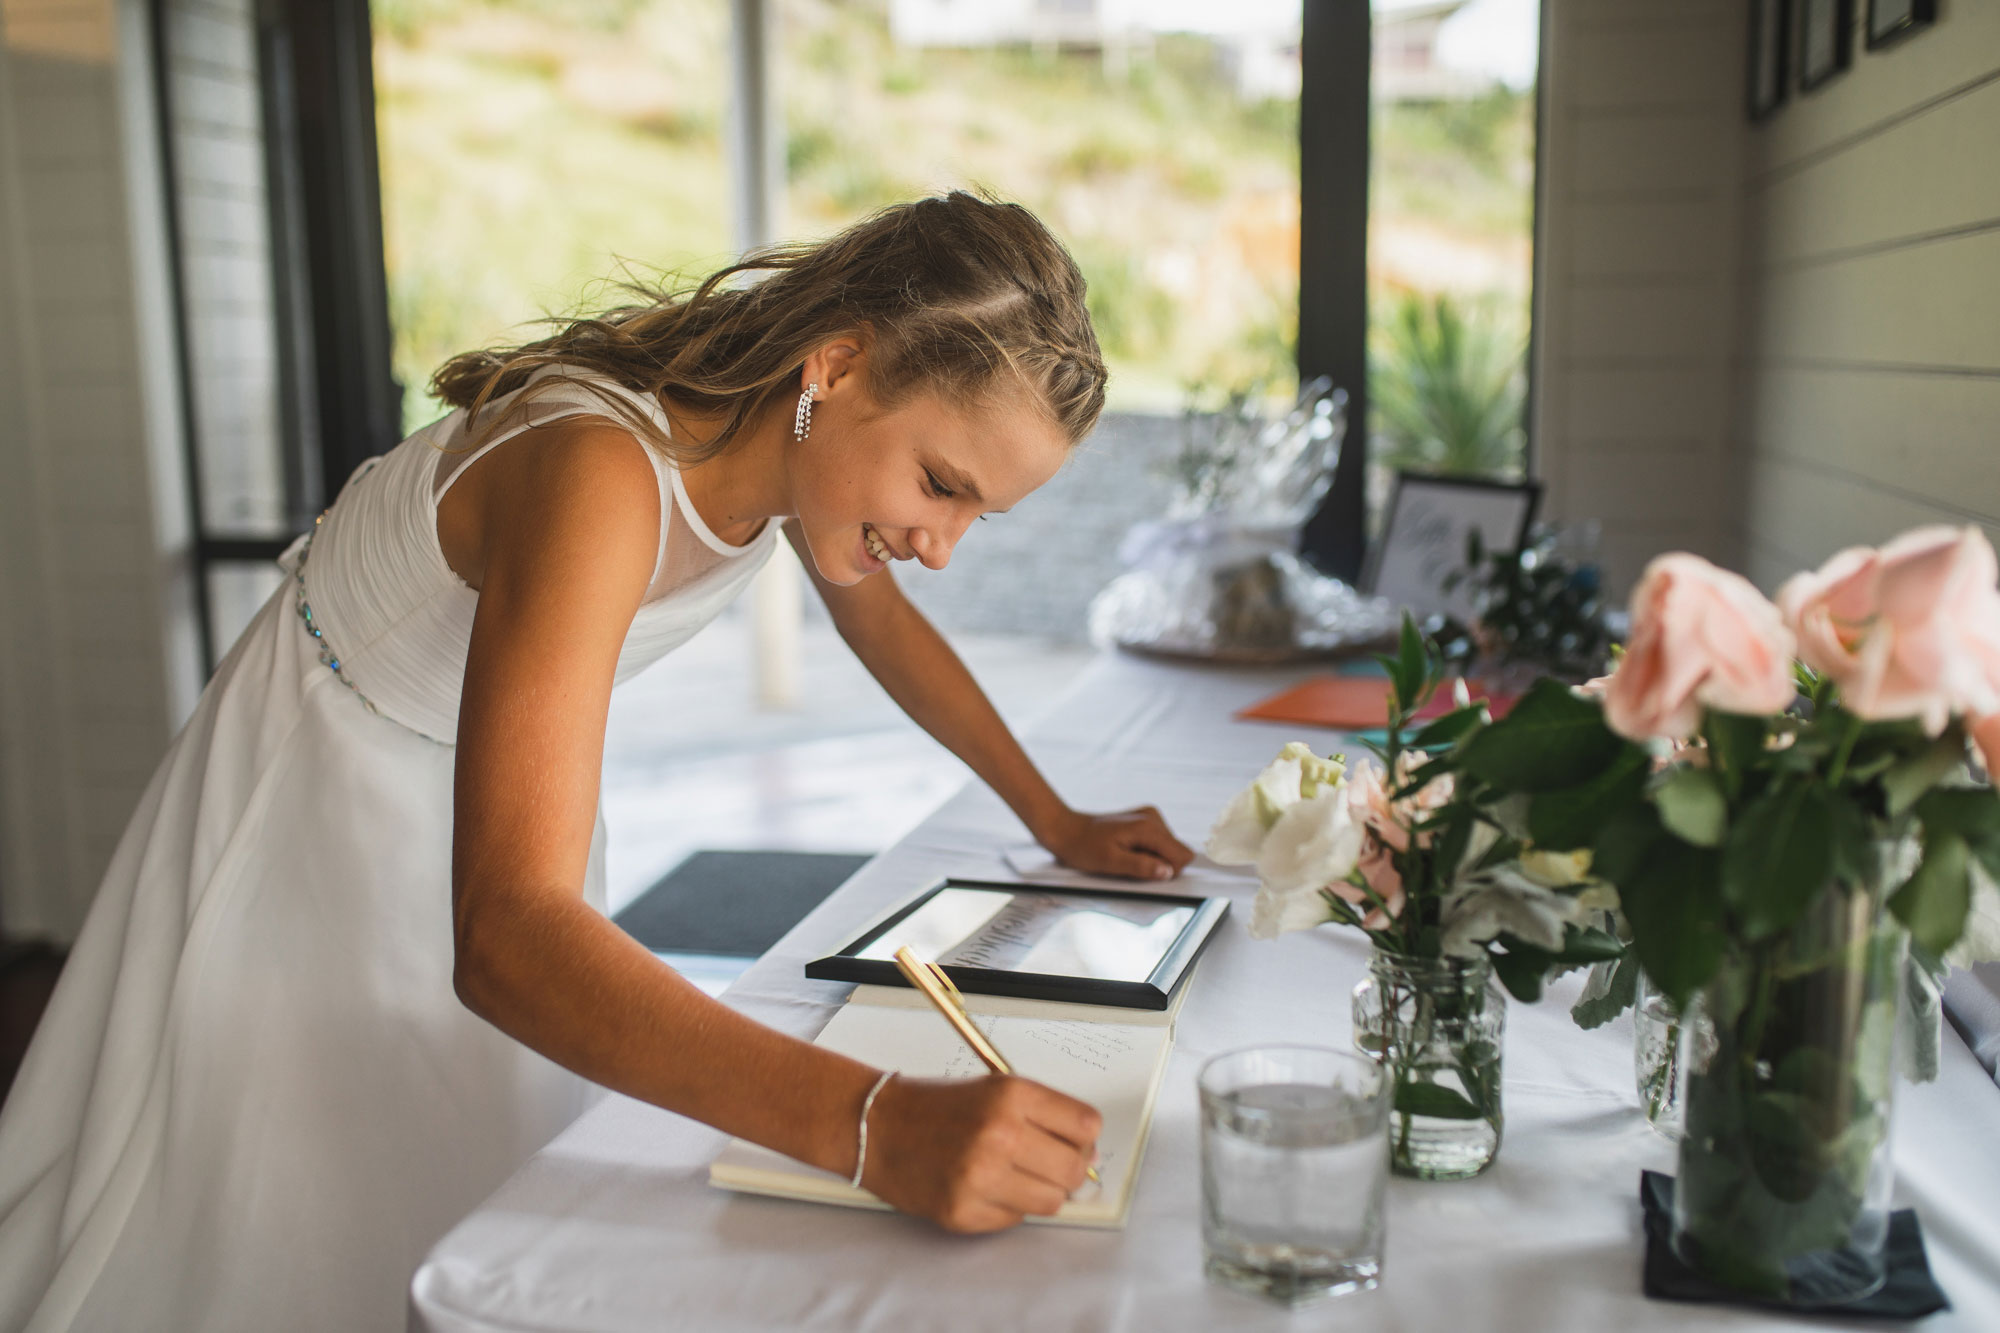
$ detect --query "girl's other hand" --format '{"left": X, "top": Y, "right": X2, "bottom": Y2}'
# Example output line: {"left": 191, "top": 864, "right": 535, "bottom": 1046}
{"left": 1043, "top": 806, "right": 1195, "bottom": 881}
{"left": 862, "top": 1074, "right": 1101, "bottom": 1233}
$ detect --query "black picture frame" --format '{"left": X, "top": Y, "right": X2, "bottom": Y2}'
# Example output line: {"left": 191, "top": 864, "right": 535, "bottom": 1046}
{"left": 1361, "top": 472, "right": 1541, "bottom": 623}
{"left": 805, "top": 879, "right": 1231, "bottom": 1011}
{"left": 1799, "top": 0, "right": 1855, "bottom": 91}
{"left": 1866, "top": 0, "right": 1936, "bottom": 48}
{"left": 1748, "top": 0, "right": 1792, "bottom": 121}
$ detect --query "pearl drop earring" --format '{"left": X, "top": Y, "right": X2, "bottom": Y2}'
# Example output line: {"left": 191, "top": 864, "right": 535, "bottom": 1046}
{"left": 794, "top": 383, "right": 818, "bottom": 440}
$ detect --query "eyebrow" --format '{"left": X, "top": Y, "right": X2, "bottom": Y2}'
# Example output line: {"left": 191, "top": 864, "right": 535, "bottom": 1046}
{"left": 926, "top": 457, "right": 987, "bottom": 507}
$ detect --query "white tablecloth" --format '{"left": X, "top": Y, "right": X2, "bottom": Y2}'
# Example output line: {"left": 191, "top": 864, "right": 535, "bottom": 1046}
{"left": 411, "top": 654, "right": 2000, "bottom": 1332}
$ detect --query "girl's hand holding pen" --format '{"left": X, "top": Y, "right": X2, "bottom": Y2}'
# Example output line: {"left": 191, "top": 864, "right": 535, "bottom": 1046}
{"left": 858, "top": 1074, "right": 1102, "bottom": 1234}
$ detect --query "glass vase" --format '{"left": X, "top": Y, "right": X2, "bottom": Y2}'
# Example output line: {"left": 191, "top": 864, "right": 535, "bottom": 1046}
{"left": 1351, "top": 949, "right": 1504, "bottom": 1180}
{"left": 1633, "top": 976, "right": 1710, "bottom": 1141}
{"left": 1671, "top": 876, "right": 1905, "bottom": 1304}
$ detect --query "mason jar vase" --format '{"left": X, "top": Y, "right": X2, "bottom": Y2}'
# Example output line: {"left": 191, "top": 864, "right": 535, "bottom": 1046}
{"left": 1351, "top": 949, "right": 1505, "bottom": 1180}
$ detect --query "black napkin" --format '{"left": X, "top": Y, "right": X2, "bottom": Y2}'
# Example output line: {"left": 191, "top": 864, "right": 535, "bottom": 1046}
{"left": 1640, "top": 1171, "right": 1950, "bottom": 1318}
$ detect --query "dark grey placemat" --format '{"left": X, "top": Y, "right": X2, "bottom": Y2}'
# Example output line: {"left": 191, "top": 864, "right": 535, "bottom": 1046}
{"left": 614, "top": 850, "right": 872, "bottom": 958}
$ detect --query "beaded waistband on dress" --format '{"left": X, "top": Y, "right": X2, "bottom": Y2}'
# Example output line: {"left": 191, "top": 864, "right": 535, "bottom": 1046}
{"left": 290, "top": 510, "right": 453, "bottom": 748}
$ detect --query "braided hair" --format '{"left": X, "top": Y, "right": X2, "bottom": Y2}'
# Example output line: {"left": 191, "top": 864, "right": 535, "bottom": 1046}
{"left": 431, "top": 191, "right": 1109, "bottom": 462}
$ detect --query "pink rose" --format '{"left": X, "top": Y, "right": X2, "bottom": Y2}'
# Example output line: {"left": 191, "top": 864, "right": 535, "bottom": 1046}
{"left": 1603, "top": 554, "right": 1797, "bottom": 741}
{"left": 1334, "top": 755, "right": 1452, "bottom": 928}
{"left": 1346, "top": 754, "right": 1452, "bottom": 852}
{"left": 1338, "top": 838, "right": 1405, "bottom": 929}
{"left": 1779, "top": 526, "right": 2000, "bottom": 733}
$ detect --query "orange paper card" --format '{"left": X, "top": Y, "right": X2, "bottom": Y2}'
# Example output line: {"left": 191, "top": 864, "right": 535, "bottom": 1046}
{"left": 1236, "top": 676, "right": 1517, "bottom": 730}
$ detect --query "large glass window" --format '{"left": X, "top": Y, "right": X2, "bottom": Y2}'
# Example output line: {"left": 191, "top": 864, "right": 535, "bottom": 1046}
{"left": 372, "top": 0, "right": 735, "bottom": 434}
{"left": 1368, "top": 0, "right": 1540, "bottom": 497}
{"left": 784, "top": 0, "right": 1303, "bottom": 411}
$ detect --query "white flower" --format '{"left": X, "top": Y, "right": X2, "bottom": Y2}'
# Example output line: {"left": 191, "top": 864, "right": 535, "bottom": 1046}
{"left": 1247, "top": 788, "right": 1365, "bottom": 940}
{"left": 1517, "top": 848, "right": 1594, "bottom": 888}
{"left": 1256, "top": 789, "right": 1365, "bottom": 896}
{"left": 1439, "top": 862, "right": 1592, "bottom": 958}
{"left": 1206, "top": 742, "right": 1345, "bottom": 866}
{"left": 1458, "top": 819, "right": 1502, "bottom": 877}
{"left": 1250, "top": 881, "right": 1336, "bottom": 939}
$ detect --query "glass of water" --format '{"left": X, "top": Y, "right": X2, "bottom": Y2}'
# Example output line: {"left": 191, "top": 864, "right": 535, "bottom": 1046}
{"left": 1198, "top": 1045, "right": 1390, "bottom": 1305}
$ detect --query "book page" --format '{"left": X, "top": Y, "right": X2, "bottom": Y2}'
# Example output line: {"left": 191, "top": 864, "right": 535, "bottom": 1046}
{"left": 812, "top": 1002, "right": 1166, "bottom": 1206}
{"left": 709, "top": 999, "right": 1173, "bottom": 1227}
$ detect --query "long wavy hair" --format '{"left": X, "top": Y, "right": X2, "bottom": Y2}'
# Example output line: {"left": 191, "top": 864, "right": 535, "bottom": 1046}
{"left": 430, "top": 192, "right": 1108, "bottom": 464}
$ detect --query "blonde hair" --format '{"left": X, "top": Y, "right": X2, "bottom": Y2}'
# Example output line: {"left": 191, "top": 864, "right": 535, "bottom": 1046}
{"left": 431, "top": 192, "right": 1108, "bottom": 463}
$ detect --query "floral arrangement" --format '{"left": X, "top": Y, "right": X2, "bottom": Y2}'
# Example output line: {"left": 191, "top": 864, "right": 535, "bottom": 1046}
{"left": 1206, "top": 619, "right": 1624, "bottom": 999}
{"left": 1519, "top": 530, "right": 2000, "bottom": 1007}
{"left": 1452, "top": 524, "right": 2000, "bottom": 1298}
{"left": 1207, "top": 620, "right": 1627, "bottom": 1176}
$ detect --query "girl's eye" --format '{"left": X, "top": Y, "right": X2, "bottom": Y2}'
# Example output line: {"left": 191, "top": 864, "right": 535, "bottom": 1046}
{"left": 923, "top": 469, "right": 954, "bottom": 500}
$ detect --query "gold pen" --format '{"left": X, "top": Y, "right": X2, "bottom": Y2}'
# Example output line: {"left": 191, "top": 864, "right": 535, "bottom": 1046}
{"left": 890, "top": 946, "right": 1100, "bottom": 1186}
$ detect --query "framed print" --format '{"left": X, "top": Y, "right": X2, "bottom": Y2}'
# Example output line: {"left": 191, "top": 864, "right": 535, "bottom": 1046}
{"left": 1748, "top": 0, "right": 1791, "bottom": 121}
{"left": 1361, "top": 472, "right": 1539, "bottom": 624}
{"left": 1866, "top": 0, "right": 1936, "bottom": 48}
{"left": 806, "top": 878, "right": 1231, "bottom": 1011}
{"left": 1799, "top": 0, "right": 1854, "bottom": 91}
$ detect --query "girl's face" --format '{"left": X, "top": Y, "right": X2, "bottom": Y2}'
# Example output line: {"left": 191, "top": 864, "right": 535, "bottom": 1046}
{"left": 788, "top": 374, "right": 1071, "bottom": 588}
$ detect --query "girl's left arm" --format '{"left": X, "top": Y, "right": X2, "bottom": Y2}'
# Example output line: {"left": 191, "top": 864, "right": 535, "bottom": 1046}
{"left": 788, "top": 522, "right": 1194, "bottom": 881}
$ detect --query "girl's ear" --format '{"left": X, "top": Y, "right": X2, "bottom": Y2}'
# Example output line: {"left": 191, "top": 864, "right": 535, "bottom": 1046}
{"left": 803, "top": 328, "right": 871, "bottom": 398}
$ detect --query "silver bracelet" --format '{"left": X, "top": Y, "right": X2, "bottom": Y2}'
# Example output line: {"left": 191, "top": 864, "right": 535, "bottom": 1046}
{"left": 850, "top": 1070, "right": 895, "bottom": 1189}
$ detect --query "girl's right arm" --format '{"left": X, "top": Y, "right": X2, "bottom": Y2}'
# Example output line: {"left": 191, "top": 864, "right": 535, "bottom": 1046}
{"left": 442, "top": 420, "right": 1099, "bottom": 1232}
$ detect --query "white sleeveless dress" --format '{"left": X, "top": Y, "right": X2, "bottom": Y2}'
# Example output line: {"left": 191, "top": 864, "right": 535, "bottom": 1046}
{"left": 0, "top": 368, "right": 777, "bottom": 1332}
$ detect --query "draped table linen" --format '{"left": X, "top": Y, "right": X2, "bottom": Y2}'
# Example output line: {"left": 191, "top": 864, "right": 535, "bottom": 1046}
{"left": 411, "top": 653, "right": 2000, "bottom": 1333}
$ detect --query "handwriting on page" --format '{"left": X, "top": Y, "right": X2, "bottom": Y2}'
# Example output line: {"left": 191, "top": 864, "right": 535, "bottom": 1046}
{"left": 932, "top": 1016, "right": 1139, "bottom": 1078}
{"left": 1015, "top": 1019, "right": 1138, "bottom": 1074}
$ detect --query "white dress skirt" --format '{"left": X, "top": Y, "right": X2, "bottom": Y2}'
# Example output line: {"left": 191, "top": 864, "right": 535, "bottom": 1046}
{"left": 0, "top": 369, "right": 776, "bottom": 1332}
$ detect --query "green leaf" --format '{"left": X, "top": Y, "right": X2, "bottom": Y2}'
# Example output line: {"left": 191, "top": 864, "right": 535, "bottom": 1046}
{"left": 1704, "top": 711, "right": 1768, "bottom": 800}
{"left": 1553, "top": 924, "right": 1626, "bottom": 963}
{"left": 1826, "top": 791, "right": 1878, "bottom": 885}
{"left": 1890, "top": 833, "right": 1972, "bottom": 957}
{"left": 1393, "top": 1081, "right": 1483, "bottom": 1121}
{"left": 1571, "top": 952, "right": 1640, "bottom": 1029}
{"left": 1912, "top": 786, "right": 2000, "bottom": 842}
{"left": 1655, "top": 765, "right": 1729, "bottom": 849}
{"left": 1410, "top": 704, "right": 1485, "bottom": 751}
{"left": 1458, "top": 677, "right": 1623, "bottom": 793}
{"left": 1883, "top": 731, "right": 1969, "bottom": 816}
{"left": 1618, "top": 837, "right": 1726, "bottom": 1009}
{"left": 1721, "top": 782, "right": 1835, "bottom": 941}
{"left": 1491, "top": 942, "right": 1551, "bottom": 1002}
{"left": 1391, "top": 613, "right": 1427, "bottom": 715}
{"left": 1526, "top": 744, "right": 1649, "bottom": 850}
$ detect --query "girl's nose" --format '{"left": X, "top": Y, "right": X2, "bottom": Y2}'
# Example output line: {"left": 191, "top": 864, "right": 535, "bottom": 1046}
{"left": 908, "top": 515, "right": 972, "bottom": 571}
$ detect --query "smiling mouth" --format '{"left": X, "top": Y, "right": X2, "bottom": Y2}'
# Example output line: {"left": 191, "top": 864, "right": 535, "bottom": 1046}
{"left": 863, "top": 524, "right": 891, "bottom": 563}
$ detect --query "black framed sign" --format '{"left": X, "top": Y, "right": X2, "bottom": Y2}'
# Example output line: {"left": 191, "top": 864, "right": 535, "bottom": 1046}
{"left": 1866, "top": 0, "right": 1936, "bottom": 48}
{"left": 806, "top": 879, "right": 1231, "bottom": 1011}
{"left": 1748, "top": 0, "right": 1792, "bottom": 120}
{"left": 1362, "top": 472, "right": 1540, "bottom": 623}
{"left": 1799, "top": 0, "right": 1855, "bottom": 91}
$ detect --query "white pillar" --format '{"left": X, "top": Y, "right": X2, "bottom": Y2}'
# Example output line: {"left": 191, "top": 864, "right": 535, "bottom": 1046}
{"left": 730, "top": 0, "right": 800, "bottom": 711}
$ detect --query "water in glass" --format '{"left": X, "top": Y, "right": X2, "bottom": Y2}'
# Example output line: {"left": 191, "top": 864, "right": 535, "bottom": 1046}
{"left": 1199, "top": 1048, "right": 1389, "bottom": 1305}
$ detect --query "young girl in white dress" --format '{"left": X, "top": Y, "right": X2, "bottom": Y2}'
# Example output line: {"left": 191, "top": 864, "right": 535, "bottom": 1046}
{"left": 0, "top": 193, "right": 1195, "bottom": 1332}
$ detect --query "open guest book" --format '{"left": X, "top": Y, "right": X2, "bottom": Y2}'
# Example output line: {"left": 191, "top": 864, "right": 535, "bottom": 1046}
{"left": 707, "top": 984, "right": 1182, "bottom": 1228}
